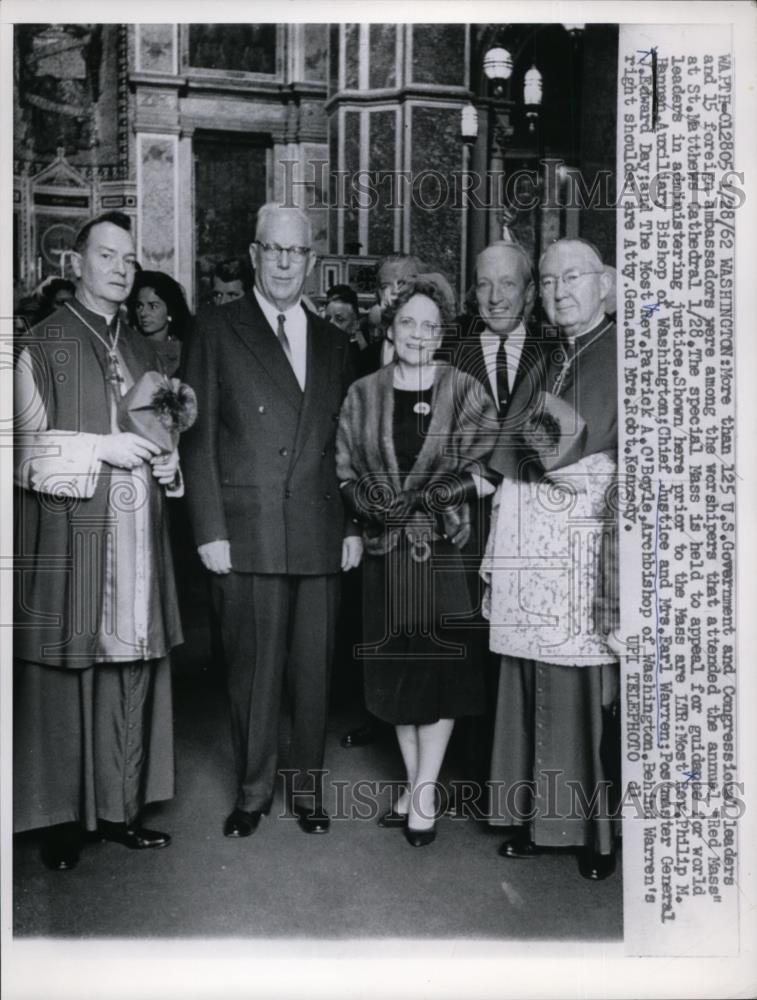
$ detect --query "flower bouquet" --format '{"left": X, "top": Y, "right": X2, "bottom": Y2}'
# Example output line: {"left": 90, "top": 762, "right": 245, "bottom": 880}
{"left": 117, "top": 371, "right": 198, "bottom": 453}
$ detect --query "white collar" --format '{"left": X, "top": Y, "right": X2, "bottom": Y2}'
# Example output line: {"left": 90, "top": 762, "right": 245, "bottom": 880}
{"left": 479, "top": 320, "right": 527, "bottom": 342}
{"left": 74, "top": 295, "right": 120, "bottom": 324}
{"left": 254, "top": 287, "right": 304, "bottom": 324}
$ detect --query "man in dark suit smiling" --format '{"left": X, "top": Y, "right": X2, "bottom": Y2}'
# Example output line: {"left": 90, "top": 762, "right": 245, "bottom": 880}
{"left": 182, "top": 203, "right": 360, "bottom": 838}
{"left": 441, "top": 240, "right": 553, "bottom": 810}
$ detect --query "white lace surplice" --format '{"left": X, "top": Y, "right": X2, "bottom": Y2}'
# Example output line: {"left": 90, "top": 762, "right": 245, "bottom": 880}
{"left": 480, "top": 451, "right": 618, "bottom": 667}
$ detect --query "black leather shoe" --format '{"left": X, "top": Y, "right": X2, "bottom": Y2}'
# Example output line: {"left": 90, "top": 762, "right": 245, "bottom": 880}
{"left": 377, "top": 808, "right": 407, "bottom": 828}
{"left": 41, "top": 824, "right": 81, "bottom": 871}
{"left": 340, "top": 721, "right": 378, "bottom": 749}
{"left": 99, "top": 821, "right": 171, "bottom": 850}
{"left": 295, "top": 807, "right": 331, "bottom": 834}
{"left": 577, "top": 848, "right": 616, "bottom": 881}
{"left": 223, "top": 809, "right": 262, "bottom": 838}
{"left": 404, "top": 824, "right": 436, "bottom": 847}
{"left": 498, "top": 829, "right": 539, "bottom": 859}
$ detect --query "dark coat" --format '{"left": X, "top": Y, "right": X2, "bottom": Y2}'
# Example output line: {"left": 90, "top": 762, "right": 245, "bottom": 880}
{"left": 335, "top": 363, "right": 497, "bottom": 556}
{"left": 181, "top": 291, "right": 355, "bottom": 575}
{"left": 488, "top": 316, "right": 617, "bottom": 481}
{"left": 439, "top": 313, "right": 557, "bottom": 415}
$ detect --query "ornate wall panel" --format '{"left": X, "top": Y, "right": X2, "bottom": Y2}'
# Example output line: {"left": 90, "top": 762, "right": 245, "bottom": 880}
{"left": 136, "top": 24, "right": 176, "bottom": 74}
{"left": 137, "top": 134, "right": 177, "bottom": 273}
{"left": 410, "top": 24, "right": 466, "bottom": 86}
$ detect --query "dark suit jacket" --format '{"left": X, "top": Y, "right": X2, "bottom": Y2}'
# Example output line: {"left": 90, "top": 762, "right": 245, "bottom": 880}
{"left": 181, "top": 292, "right": 354, "bottom": 575}
{"left": 439, "top": 314, "right": 556, "bottom": 415}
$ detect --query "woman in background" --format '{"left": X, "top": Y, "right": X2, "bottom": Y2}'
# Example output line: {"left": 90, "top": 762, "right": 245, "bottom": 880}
{"left": 128, "top": 270, "right": 191, "bottom": 376}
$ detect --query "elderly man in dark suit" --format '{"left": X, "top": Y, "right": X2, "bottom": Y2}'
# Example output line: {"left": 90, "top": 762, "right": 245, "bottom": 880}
{"left": 182, "top": 203, "right": 360, "bottom": 837}
{"left": 441, "top": 240, "right": 553, "bottom": 811}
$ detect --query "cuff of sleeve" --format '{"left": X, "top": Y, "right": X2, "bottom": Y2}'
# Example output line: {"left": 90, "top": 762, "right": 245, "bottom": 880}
{"left": 27, "top": 432, "right": 102, "bottom": 499}
{"left": 165, "top": 464, "right": 184, "bottom": 497}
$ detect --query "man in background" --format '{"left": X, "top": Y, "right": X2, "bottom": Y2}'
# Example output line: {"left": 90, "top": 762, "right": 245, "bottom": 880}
{"left": 441, "top": 240, "right": 552, "bottom": 808}
{"left": 212, "top": 256, "right": 252, "bottom": 305}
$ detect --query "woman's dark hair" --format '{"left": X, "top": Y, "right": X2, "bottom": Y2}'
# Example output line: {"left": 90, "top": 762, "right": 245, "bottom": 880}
{"left": 127, "top": 270, "right": 192, "bottom": 341}
{"left": 381, "top": 276, "right": 456, "bottom": 331}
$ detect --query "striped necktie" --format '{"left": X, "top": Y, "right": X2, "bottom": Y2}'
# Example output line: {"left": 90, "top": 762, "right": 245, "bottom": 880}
{"left": 276, "top": 313, "right": 294, "bottom": 369}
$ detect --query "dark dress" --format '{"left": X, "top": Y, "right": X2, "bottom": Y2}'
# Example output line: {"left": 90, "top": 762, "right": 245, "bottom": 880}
{"left": 361, "top": 386, "right": 485, "bottom": 725}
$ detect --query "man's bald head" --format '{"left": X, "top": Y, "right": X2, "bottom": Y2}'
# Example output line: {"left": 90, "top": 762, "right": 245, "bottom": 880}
{"left": 474, "top": 241, "right": 535, "bottom": 336}
{"left": 539, "top": 239, "right": 611, "bottom": 338}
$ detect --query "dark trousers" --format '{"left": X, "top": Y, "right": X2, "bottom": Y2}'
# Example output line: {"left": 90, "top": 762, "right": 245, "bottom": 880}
{"left": 211, "top": 571, "right": 339, "bottom": 813}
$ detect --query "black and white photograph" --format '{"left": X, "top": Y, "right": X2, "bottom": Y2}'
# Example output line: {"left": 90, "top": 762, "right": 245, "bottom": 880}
{"left": 1, "top": 2, "right": 756, "bottom": 998}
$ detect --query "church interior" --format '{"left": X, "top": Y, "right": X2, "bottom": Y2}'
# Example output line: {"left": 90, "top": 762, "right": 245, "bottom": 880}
{"left": 12, "top": 21, "right": 622, "bottom": 941}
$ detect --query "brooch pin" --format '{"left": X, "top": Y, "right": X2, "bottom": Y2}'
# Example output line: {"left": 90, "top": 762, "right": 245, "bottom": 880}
{"left": 413, "top": 401, "right": 431, "bottom": 416}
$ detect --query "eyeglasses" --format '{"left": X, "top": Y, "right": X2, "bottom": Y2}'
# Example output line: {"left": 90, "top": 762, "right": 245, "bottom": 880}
{"left": 396, "top": 316, "right": 440, "bottom": 336}
{"left": 254, "top": 242, "right": 311, "bottom": 261}
{"left": 539, "top": 270, "right": 603, "bottom": 293}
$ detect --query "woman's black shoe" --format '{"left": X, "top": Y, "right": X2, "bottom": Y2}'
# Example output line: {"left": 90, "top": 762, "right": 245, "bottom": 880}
{"left": 404, "top": 824, "right": 436, "bottom": 847}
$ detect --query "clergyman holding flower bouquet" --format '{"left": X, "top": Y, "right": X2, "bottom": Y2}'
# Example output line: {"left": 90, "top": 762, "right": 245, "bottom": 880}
{"left": 118, "top": 370, "right": 198, "bottom": 455}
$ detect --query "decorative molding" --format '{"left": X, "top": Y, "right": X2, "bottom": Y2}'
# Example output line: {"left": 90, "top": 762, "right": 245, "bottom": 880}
{"left": 324, "top": 84, "right": 471, "bottom": 114}
{"left": 183, "top": 75, "right": 325, "bottom": 100}
{"left": 129, "top": 72, "right": 187, "bottom": 89}
{"left": 136, "top": 88, "right": 180, "bottom": 112}
{"left": 31, "top": 148, "right": 90, "bottom": 190}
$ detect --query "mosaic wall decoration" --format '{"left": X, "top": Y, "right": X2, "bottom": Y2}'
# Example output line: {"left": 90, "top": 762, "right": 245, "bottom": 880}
{"left": 188, "top": 24, "right": 276, "bottom": 74}
{"left": 342, "top": 111, "right": 361, "bottom": 253}
{"left": 328, "top": 25, "right": 339, "bottom": 96}
{"left": 14, "top": 23, "right": 129, "bottom": 180}
{"left": 410, "top": 105, "right": 462, "bottom": 289}
{"left": 411, "top": 24, "right": 465, "bottom": 87}
{"left": 138, "top": 23, "right": 175, "bottom": 74}
{"left": 140, "top": 135, "right": 176, "bottom": 273}
{"left": 328, "top": 123, "right": 339, "bottom": 254}
{"left": 344, "top": 24, "right": 360, "bottom": 89}
{"left": 34, "top": 213, "right": 82, "bottom": 282}
{"left": 367, "top": 109, "right": 397, "bottom": 257}
{"left": 368, "top": 24, "right": 397, "bottom": 90}
{"left": 193, "top": 134, "right": 269, "bottom": 298}
{"left": 303, "top": 24, "right": 328, "bottom": 82}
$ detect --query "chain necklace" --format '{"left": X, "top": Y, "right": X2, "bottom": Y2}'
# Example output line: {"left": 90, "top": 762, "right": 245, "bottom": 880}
{"left": 65, "top": 301, "right": 125, "bottom": 390}
{"left": 551, "top": 317, "right": 613, "bottom": 396}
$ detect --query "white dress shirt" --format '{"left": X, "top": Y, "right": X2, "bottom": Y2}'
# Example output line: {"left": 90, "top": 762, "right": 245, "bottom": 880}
{"left": 254, "top": 287, "right": 308, "bottom": 390}
{"left": 479, "top": 320, "right": 527, "bottom": 411}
